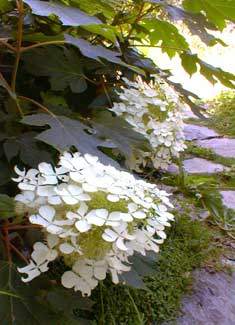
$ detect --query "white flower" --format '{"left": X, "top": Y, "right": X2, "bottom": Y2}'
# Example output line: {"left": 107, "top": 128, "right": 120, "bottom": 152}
{"left": 111, "top": 76, "right": 186, "bottom": 170}
{"left": 14, "top": 151, "right": 174, "bottom": 296}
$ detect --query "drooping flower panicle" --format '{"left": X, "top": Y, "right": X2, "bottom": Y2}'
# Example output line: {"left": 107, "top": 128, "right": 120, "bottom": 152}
{"left": 111, "top": 76, "right": 186, "bottom": 170}
{"left": 14, "top": 152, "right": 174, "bottom": 296}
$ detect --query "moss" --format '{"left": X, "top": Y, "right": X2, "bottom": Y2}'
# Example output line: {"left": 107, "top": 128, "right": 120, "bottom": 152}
{"left": 88, "top": 215, "right": 220, "bottom": 324}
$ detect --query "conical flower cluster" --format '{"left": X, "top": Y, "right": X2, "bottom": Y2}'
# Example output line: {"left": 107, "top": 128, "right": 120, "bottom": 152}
{"left": 111, "top": 76, "right": 186, "bottom": 170}
{"left": 14, "top": 152, "right": 174, "bottom": 296}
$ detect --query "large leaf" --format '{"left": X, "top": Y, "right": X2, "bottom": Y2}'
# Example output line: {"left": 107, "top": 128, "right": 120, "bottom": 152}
{"left": 0, "top": 194, "right": 15, "bottom": 220}
{"left": 140, "top": 19, "right": 189, "bottom": 58}
{"left": 180, "top": 52, "right": 235, "bottom": 88}
{"left": 64, "top": 34, "right": 144, "bottom": 74}
{"left": 183, "top": 0, "right": 235, "bottom": 30}
{"left": 120, "top": 252, "right": 157, "bottom": 289}
{"left": 22, "top": 47, "right": 87, "bottom": 93}
{"left": 0, "top": 262, "right": 66, "bottom": 324}
{"left": 3, "top": 132, "right": 53, "bottom": 167}
{"left": 21, "top": 114, "right": 118, "bottom": 166}
{"left": 92, "top": 111, "right": 151, "bottom": 157}
{"left": 23, "top": 0, "right": 102, "bottom": 26}
{"left": 161, "top": 4, "right": 224, "bottom": 46}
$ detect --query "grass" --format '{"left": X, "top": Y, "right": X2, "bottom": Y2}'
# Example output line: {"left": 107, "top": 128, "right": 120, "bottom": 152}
{"left": 184, "top": 141, "right": 235, "bottom": 168}
{"left": 85, "top": 215, "right": 221, "bottom": 325}
{"left": 187, "top": 91, "right": 235, "bottom": 137}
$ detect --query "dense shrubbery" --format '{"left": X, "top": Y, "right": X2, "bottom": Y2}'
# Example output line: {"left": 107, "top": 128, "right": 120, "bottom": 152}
{"left": 0, "top": 0, "right": 235, "bottom": 323}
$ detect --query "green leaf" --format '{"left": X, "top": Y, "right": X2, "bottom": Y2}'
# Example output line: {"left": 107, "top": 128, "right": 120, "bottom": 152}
{"left": 3, "top": 132, "right": 53, "bottom": 167}
{"left": 183, "top": 0, "right": 235, "bottom": 30}
{"left": 65, "top": 34, "right": 145, "bottom": 75}
{"left": 0, "top": 194, "right": 15, "bottom": 220}
{"left": 0, "top": 0, "right": 12, "bottom": 12}
{"left": 180, "top": 52, "right": 235, "bottom": 88}
{"left": 0, "top": 262, "right": 61, "bottom": 324}
{"left": 161, "top": 4, "right": 225, "bottom": 46}
{"left": 92, "top": 111, "right": 150, "bottom": 157}
{"left": 141, "top": 18, "right": 189, "bottom": 58}
{"left": 21, "top": 114, "right": 118, "bottom": 166}
{"left": 120, "top": 252, "right": 157, "bottom": 289}
{"left": 180, "top": 52, "right": 198, "bottom": 76}
{"left": 82, "top": 24, "right": 118, "bottom": 43}
{"left": 22, "top": 47, "right": 87, "bottom": 93}
{"left": 23, "top": 0, "right": 102, "bottom": 26}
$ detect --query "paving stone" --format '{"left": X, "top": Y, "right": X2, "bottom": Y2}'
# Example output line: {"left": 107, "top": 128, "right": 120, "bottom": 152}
{"left": 167, "top": 158, "right": 229, "bottom": 174}
{"left": 177, "top": 269, "right": 235, "bottom": 325}
{"left": 184, "top": 124, "right": 219, "bottom": 141}
{"left": 220, "top": 191, "right": 235, "bottom": 209}
{"left": 196, "top": 138, "right": 235, "bottom": 158}
{"left": 183, "top": 158, "right": 229, "bottom": 174}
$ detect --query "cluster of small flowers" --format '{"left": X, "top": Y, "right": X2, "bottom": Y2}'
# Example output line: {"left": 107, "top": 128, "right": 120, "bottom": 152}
{"left": 13, "top": 152, "right": 174, "bottom": 296}
{"left": 111, "top": 76, "right": 187, "bottom": 170}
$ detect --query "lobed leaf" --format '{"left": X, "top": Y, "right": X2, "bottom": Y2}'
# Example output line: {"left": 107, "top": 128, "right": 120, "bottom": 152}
{"left": 23, "top": 0, "right": 102, "bottom": 26}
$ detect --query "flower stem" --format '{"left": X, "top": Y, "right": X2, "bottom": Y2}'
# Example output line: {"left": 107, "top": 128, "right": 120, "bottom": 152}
{"left": 11, "top": 0, "right": 23, "bottom": 93}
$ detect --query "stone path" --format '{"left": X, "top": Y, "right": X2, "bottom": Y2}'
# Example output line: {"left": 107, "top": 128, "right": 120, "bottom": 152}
{"left": 169, "top": 122, "right": 235, "bottom": 325}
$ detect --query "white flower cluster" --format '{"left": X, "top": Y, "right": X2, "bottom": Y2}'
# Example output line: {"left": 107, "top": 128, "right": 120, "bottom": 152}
{"left": 13, "top": 152, "right": 174, "bottom": 296}
{"left": 111, "top": 76, "right": 187, "bottom": 170}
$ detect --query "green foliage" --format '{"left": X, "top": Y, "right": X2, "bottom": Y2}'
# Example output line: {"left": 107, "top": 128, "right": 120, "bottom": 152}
{"left": 0, "top": 0, "right": 235, "bottom": 323}
{"left": 0, "top": 195, "right": 15, "bottom": 220}
{"left": 206, "top": 91, "right": 235, "bottom": 137}
{"left": 90, "top": 215, "right": 218, "bottom": 324}
{"left": 183, "top": 0, "right": 235, "bottom": 30}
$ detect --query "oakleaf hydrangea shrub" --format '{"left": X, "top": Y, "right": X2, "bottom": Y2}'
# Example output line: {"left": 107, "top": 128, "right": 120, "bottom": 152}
{"left": 111, "top": 76, "right": 187, "bottom": 170}
{"left": 13, "top": 152, "right": 174, "bottom": 296}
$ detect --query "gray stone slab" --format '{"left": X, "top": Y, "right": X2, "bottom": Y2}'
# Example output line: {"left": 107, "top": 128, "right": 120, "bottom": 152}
{"left": 177, "top": 269, "right": 235, "bottom": 325}
{"left": 196, "top": 138, "right": 235, "bottom": 158}
{"left": 220, "top": 191, "right": 235, "bottom": 210}
{"left": 183, "top": 158, "right": 229, "bottom": 174}
{"left": 167, "top": 158, "right": 229, "bottom": 174}
{"left": 184, "top": 124, "right": 219, "bottom": 141}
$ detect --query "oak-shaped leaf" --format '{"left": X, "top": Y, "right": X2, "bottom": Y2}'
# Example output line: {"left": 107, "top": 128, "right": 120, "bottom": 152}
{"left": 23, "top": 0, "right": 102, "bottom": 26}
{"left": 21, "top": 114, "right": 118, "bottom": 166}
{"left": 92, "top": 111, "right": 151, "bottom": 157}
{"left": 3, "top": 132, "right": 53, "bottom": 167}
{"left": 183, "top": 0, "right": 235, "bottom": 31}
{"left": 65, "top": 34, "right": 144, "bottom": 75}
{"left": 22, "top": 47, "right": 87, "bottom": 93}
{"left": 0, "top": 262, "right": 75, "bottom": 324}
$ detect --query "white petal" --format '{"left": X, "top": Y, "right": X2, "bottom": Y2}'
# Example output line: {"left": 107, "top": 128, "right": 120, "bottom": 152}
{"left": 38, "top": 162, "right": 54, "bottom": 175}
{"left": 156, "top": 230, "right": 167, "bottom": 239}
{"left": 18, "top": 183, "right": 35, "bottom": 191}
{"left": 46, "top": 224, "right": 63, "bottom": 235}
{"left": 29, "top": 214, "right": 48, "bottom": 227}
{"left": 77, "top": 193, "right": 91, "bottom": 201}
{"left": 132, "top": 211, "right": 146, "bottom": 219}
{"left": 120, "top": 213, "right": 133, "bottom": 222}
{"left": 66, "top": 211, "right": 79, "bottom": 220}
{"left": 107, "top": 195, "right": 119, "bottom": 202}
{"left": 94, "top": 266, "right": 107, "bottom": 280}
{"left": 116, "top": 237, "right": 129, "bottom": 251}
{"left": 68, "top": 184, "right": 83, "bottom": 195}
{"left": 86, "top": 211, "right": 105, "bottom": 226}
{"left": 82, "top": 183, "right": 97, "bottom": 192}
{"left": 128, "top": 203, "right": 138, "bottom": 213}
{"left": 37, "top": 185, "right": 55, "bottom": 197}
{"left": 61, "top": 271, "right": 79, "bottom": 289}
{"left": 48, "top": 196, "right": 62, "bottom": 205}
{"left": 102, "top": 229, "right": 118, "bottom": 242}
{"left": 47, "top": 234, "right": 59, "bottom": 248}
{"left": 75, "top": 220, "right": 91, "bottom": 232}
{"left": 96, "top": 209, "right": 108, "bottom": 219}
{"left": 39, "top": 205, "right": 55, "bottom": 222}
{"left": 59, "top": 243, "right": 75, "bottom": 254}
{"left": 62, "top": 196, "right": 79, "bottom": 205}
{"left": 108, "top": 212, "right": 121, "bottom": 221}
{"left": 77, "top": 202, "right": 88, "bottom": 216}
